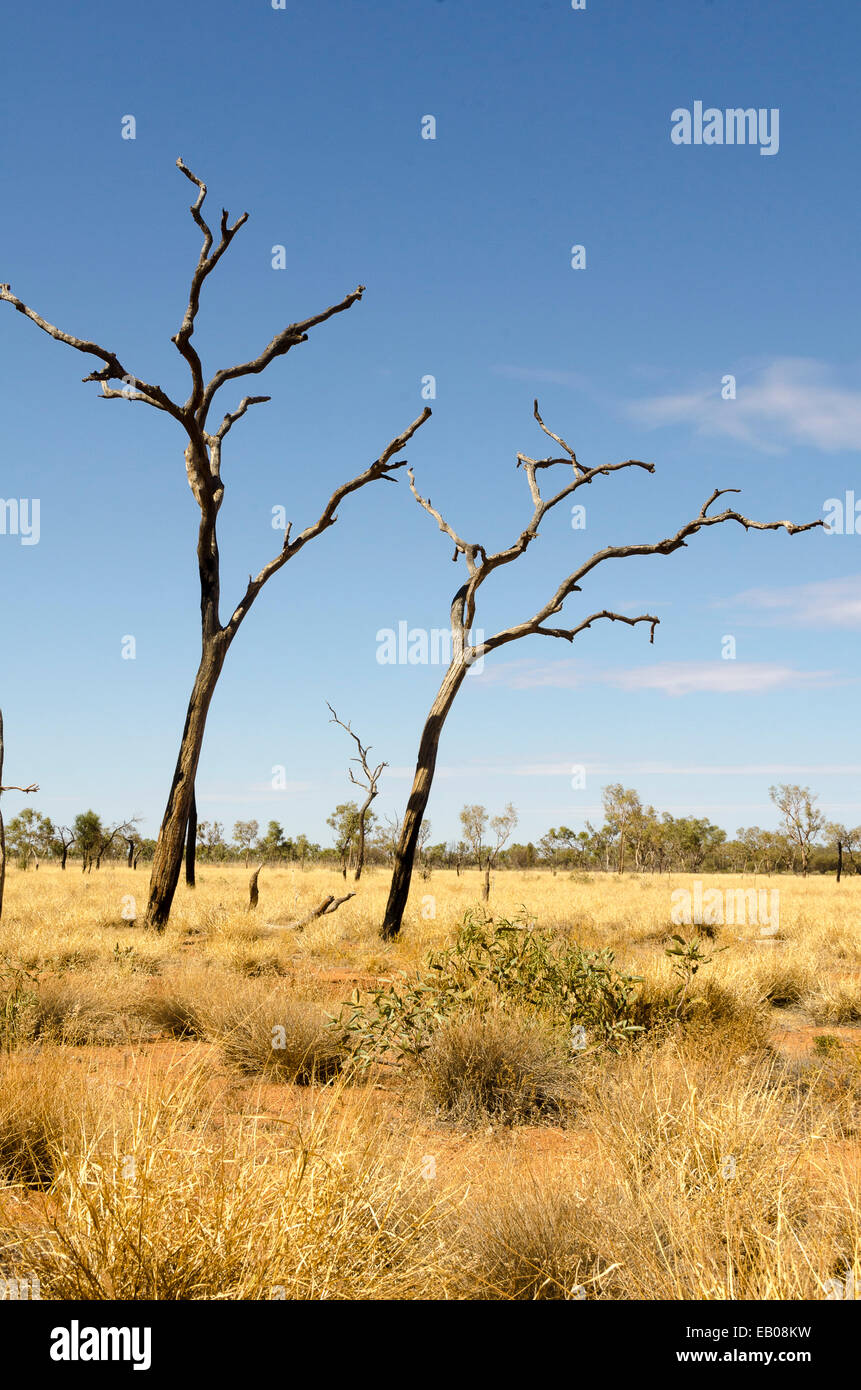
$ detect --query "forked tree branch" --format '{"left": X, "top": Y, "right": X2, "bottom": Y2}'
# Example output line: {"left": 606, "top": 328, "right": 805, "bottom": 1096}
{"left": 407, "top": 401, "right": 823, "bottom": 662}
{"left": 173, "top": 157, "right": 249, "bottom": 413}
{"left": 0, "top": 283, "right": 182, "bottom": 421}
{"left": 327, "top": 704, "right": 388, "bottom": 790}
{"left": 199, "top": 284, "right": 367, "bottom": 422}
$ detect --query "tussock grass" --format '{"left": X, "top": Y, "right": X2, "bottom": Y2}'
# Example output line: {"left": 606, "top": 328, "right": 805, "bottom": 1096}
{"left": 0, "top": 1054, "right": 92, "bottom": 1189}
{"left": 419, "top": 1012, "right": 573, "bottom": 1125}
{"left": 213, "top": 993, "right": 349, "bottom": 1084}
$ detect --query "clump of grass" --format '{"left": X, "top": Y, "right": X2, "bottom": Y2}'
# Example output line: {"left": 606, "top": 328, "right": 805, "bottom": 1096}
{"left": 755, "top": 956, "right": 813, "bottom": 1008}
{"left": 34, "top": 977, "right": 151, "bottom": 1046}
{"left": 419, "top": 1012, "right": 573, "bottom": 1125}
{"left": 5, "top": 1071, "right": 452, "bottom": 1300}
{"left": 142, "top": 985, "right": 207, "bottom": 1040}
{"left": 0, "top": 1055, "right": 89, "bottom": 1188}
{"left": 216, "top": 996, "right": 349, "bottom": 1083}
{"left": 454, "top": 1179, "right": 612, "bottom": 1299}
{"left": 626, "top": 962, "right": 770, "bottom": 1053}
{"left": 803, "top": 977, "right": 861, "bottom": 1024}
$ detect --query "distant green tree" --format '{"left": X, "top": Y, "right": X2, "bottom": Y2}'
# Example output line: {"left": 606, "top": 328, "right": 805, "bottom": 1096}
{"left": 769, "top": 784, "right": 824, "bottom": 877}
{"left": 73, "top": 810, "right": 104, "bottom": 872}
{"left": 232, "top": 819, "right": 260, "bottom": 867}
{"left": 6, "top": 808, "right": 54, "bottom": 868}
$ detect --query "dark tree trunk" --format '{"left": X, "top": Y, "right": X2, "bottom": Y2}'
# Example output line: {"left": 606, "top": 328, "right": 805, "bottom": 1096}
{"left": 354, "top": 790, "right": 376, "bottom": 883}
{"left": 382, "top": 662, "right": 467, "bottom": 939}
{"left": 837, "top": 840, "right": 843, "bottom": 883}
{"left": 60, "top": 846, "right": 68, "bottom": 870}
{"left": 482, "top": 861, "right": 491, "bottom": 901}
{"left": 145, "top": 635, "right": 228, "bottom": 931}
{"left": 185, "top": 787, "right": 197, "bottom": 888}
{"left": 248, "top": 863, "right": 263, "bottom": 910}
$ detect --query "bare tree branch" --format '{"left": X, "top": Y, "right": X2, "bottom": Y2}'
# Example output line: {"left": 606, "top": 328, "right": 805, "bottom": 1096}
{"left": 481, "top": 500, "right": 821, "bottom": 656}
{"left": 531, "top": 398, "right": 586, "bottom": 475}
{"left": 200, "top": 284, "right": 366, "bottom": 421}
{"left": 0, "top": 283, "right": 182, "bottom": 420}
{"left": 213, "top": 394, "right": 271, "bottom": 441}
{"left": 172, "top": 158, "right": 250, "bottom": 412}
{"left": 532, "top": 609, "right": 659, "bottom": 644}
{"left": 224, "top": 407, "right": 432, "bottom": 638}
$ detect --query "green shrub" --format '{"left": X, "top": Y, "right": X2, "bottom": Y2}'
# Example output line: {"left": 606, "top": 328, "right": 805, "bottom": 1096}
{"left": 342, "top": 911, "right": 643, "bottom": 1068}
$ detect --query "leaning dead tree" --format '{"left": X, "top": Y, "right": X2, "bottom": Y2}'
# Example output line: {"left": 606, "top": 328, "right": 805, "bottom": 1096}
{"left": 327, "top": 703, "right": 387, "bottom": 881}
{"left": 0, "top": 709, "right": 38, "bottom": 921}
{"left": 379, "top": 401, "right": 823, "bottom": 939}
{"left": 1, "top": 160, "right": 430, "bottom": 931}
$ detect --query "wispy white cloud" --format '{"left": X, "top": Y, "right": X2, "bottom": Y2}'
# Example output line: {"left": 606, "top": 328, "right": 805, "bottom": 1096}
{"left": 629, "top": 357, "right": 861, "bottom": 453}
{"left": 480, "top": 657, "right": 839, "bottom": 696}
{"left": 721, "top": 574, "right": 861, "bottom": 628}
{"left": 610, "top": 661, "right": 836, "bottom": 696}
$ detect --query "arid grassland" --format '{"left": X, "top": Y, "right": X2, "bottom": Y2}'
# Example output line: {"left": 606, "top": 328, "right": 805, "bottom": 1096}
{"left": 1, "top": 866, "right": 859, "bottom": 1300}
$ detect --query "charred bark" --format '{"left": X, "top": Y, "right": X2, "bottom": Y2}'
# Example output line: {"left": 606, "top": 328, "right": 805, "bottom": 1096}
{"left": 185, "top": 787, "right": 198, "bottom": 887}
{"left": 381, "top": 661, "right": 468, "bottom": 939}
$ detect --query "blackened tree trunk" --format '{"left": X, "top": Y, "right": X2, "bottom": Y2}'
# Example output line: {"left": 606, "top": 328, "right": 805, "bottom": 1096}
{"left": 185, "top": 787, "right": 198, "bottom": 888}
{"left": 382, "top": 660, "right": 468, "bottom": 939}
{"left": 146, "top": 635, "right": 227, "bottom": 929}
{"left": 354, "top": 791, "right": 373, "bottom": 882}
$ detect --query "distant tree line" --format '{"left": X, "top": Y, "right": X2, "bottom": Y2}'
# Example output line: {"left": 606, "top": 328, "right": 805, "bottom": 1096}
{"left": 6, "top": 783, "right": 855, "bottom": 879}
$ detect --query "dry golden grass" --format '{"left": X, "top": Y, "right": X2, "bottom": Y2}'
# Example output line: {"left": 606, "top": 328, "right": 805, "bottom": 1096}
{"left": 0, "top": 863, "right": 859, "bottom": 1300}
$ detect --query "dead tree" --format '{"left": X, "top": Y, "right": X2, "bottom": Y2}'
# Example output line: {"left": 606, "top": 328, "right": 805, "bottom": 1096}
{"left": 94, "top": 819, "right": 138, "bottom": 869}
{"left": 327, "top": 703, "right": 387, "bottom": 881}
{"left": 55, "top": 826, "right": 76, "bottom": 871}
{"left": 483, "top": 804, "right": 518, "bottom": 901}
{"left": 268, "top": 893, "right": 356, "bottom": 932}
{"left": 379, "top": 402, "right": 823, "bottom": 939}
{"left": 1, "top": 160, "right": 430, "bottom": 931}
{"left": 0, "top": 709, "right": 38, "bottom": 921}
{"left": 247, "top": 862, "right": 264, "bottom": 911}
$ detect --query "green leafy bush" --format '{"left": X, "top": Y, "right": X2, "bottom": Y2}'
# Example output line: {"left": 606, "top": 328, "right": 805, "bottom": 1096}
{"left": 341, "top": 911, "right": 643, "bottom": 1069}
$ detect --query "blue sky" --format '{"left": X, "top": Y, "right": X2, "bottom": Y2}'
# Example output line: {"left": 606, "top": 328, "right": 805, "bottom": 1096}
{"left": 1, "top": 0, "right": 860, "bottom": 847}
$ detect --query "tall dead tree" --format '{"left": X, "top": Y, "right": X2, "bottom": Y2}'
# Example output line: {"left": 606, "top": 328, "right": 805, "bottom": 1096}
{"left": 1, "top": 161, "right": 430, "bottom": 931}
{"left": 0, "top": 710, "right": 38, "bottom": 921}
{"left": 380, "top": 402, "right": 822, "bottom": 939}
{"left": 55, "top": 826, "right": 76, "bottom": 870}
{"left": 327, "top": 703, "right": 387, "bottom": 881}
